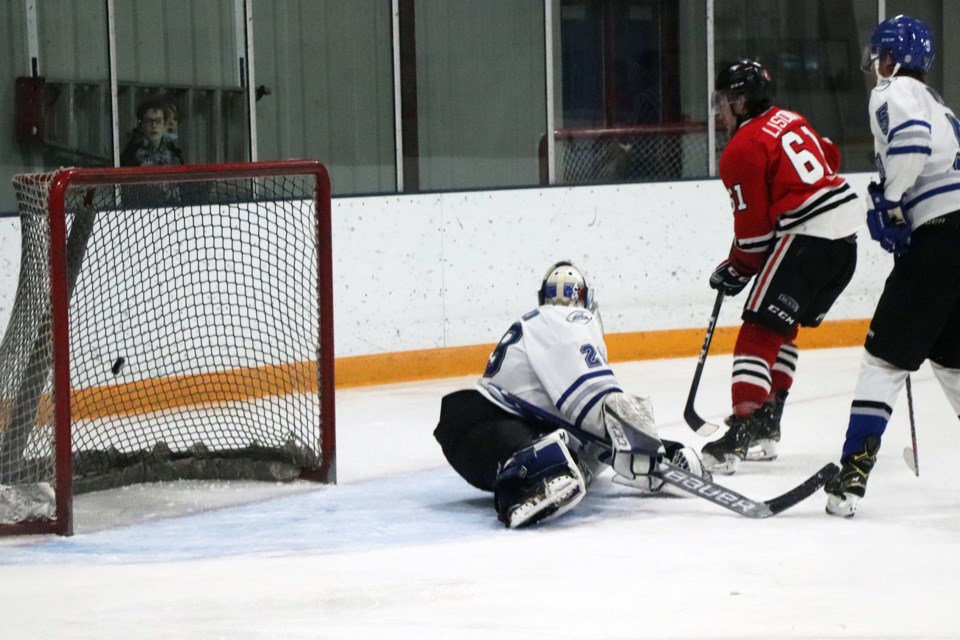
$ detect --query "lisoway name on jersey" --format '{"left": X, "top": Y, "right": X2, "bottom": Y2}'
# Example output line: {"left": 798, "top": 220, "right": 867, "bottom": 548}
{"left": 761, "top": 109, "right": 802, "bottom": 139}
{"left": 660, "top": 468, "right": 760, "bottom": 514}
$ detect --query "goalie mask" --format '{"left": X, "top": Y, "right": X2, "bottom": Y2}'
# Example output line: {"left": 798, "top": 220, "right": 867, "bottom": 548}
{"left": 538, "top": 261, "right": 593, "bottom": 309}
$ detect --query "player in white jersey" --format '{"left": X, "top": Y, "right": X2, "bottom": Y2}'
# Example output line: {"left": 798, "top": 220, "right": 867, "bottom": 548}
{"left": 434, "top": 261, "right": 708, "bottom": 528}
{"left": 826, "top": 15, "right": 960, "bottom": 517}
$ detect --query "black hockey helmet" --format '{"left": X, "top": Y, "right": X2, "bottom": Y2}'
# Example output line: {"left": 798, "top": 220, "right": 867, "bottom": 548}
{"left": 714, "top": 59, "right": 774, "bottom": 118}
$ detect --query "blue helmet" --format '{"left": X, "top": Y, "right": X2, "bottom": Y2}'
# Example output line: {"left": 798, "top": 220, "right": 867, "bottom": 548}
{"left": 864, "top": 15, "right": 934, "bottom": 74}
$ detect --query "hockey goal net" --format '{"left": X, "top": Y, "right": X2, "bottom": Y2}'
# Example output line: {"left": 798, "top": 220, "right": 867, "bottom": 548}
{"left": 538, "top": 122, "right": 710, "bottom": 184}
{"left": 0, "top": 160, "right": 335, "bottom": 536}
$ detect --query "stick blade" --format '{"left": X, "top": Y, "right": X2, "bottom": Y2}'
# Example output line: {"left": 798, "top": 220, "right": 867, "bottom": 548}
{"left": 903, "top": 446, "right": 919, "bottom": 476}
{"left": 683, "top": 405, "right": 720, "bottom": 436}
{"left": 763, "top": 463, "right": 839, "bottom": 516}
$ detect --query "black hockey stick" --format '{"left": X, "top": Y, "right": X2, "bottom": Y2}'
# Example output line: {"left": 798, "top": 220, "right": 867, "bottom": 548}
{"left": 902, "top": 375, "right": 919, "bottom": 476}
{"left": 487, "top": 383, "right": 837, "bottom": 518}
{"left": 684, "top": 290, "right": 724, "bottom": 436}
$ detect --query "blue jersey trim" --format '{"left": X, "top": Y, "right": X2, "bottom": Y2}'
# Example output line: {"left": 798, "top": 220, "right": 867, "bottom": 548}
{"left": 555, "top": 369, "right": 615, "bottom": 410}
{"left": 904, "top": 181, "right": 960, "bottom": 211}
{"left": 573, "top": 387, "right": 622, "bottom": 429}
{"left": 886, "top": 119, "right": 931, "bottom": 142}
{"left": 886, "top": 145, "right": 932, "bottom": 156}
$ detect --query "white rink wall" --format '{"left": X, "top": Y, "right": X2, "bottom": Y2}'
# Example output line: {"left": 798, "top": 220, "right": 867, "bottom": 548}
{"left": 0, "top": 173, "right": 887, "bottom": 358}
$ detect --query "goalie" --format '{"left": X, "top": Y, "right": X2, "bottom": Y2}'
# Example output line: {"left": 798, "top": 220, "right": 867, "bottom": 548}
{"left": 434, "top": 261, "right": 709, "bottom": 528}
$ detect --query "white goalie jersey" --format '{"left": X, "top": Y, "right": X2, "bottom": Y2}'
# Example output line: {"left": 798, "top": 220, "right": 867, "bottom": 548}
{"left": 476, "top": 304, "right": 621, "bottom": 439}
{"left": 870, "top": 76, "right": 960, "bottom": 228}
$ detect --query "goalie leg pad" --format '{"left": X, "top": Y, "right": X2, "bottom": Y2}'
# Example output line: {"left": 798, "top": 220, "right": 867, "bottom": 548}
{"left": 494, "top": 430, "right": 586, "bottom": 529}
{"left": 600, "top": 393, "right": 664, "bottom": 481}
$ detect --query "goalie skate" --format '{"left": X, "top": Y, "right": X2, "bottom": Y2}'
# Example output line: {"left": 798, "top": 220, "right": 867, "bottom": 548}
{"left": 494, "top": 430, "right": 585, "bottom": 529}
{"left": 503, "top": 474, "right": 584, "bottom": 529}
{"left": 659, "top": 444, "right": 711, "bottom": 497}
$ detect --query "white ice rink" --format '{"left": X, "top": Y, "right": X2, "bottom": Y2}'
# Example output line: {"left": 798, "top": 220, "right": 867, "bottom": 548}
{"left": 2, "top": 346, "right": 960, "bottom": 639}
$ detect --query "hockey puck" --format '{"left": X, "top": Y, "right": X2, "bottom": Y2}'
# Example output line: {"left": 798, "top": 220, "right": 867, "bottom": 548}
{"left": 111, "top": 357, "right": 126, "bottom": 375}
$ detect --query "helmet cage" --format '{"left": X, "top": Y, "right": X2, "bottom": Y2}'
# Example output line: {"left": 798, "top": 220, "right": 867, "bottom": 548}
{"left": 538, "top": 261, "right": 593, "bottom": 309}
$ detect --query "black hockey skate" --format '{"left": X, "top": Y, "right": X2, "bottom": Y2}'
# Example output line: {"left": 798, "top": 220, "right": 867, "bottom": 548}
{"left": 746, "top": 390, "right": 788, "bottom": 462}
{"left": 701, "top": 405, "right": 772, "bottom": 475}
{"left": 824, "top": 435, "right": 881, "bottom": 518}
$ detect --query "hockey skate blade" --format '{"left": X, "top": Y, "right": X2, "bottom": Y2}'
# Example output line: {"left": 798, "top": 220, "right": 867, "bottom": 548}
{"left": 745, "top": 439, "right": 778, "bottom": 462}
{"left": 825, "top": 491, "right": 860, "bottom": 518}
{"left": 903, "top": 446, "right": 919, "bottom": 476}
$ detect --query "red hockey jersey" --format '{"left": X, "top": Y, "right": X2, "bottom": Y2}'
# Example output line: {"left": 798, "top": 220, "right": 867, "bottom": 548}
{"left": 719, "top": 107, "right": 864, "bottom": 274}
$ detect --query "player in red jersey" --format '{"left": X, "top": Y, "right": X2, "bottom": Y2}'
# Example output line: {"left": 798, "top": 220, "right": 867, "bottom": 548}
{"left": 702, "top": 60, "right": 865, "bottom": 474}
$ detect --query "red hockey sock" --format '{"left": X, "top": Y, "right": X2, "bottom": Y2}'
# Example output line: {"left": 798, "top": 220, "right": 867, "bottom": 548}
{"left": 731, "top": 323, "right": 796, "bottom": 416}
{"left": 770, "top": 340, "right": 799, "bottom": 398}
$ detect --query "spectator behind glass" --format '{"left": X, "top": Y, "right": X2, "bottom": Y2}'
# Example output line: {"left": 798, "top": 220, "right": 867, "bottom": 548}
{"left": 160, "top": 96, "right": 182, "bottom": 152}
{"left": 120, "top": 98, "right": 184, "bottom": 167}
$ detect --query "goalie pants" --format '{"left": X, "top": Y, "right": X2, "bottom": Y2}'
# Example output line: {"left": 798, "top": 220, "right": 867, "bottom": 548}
{"left": 434, "top": 389, "right": 548, "bottom": 491}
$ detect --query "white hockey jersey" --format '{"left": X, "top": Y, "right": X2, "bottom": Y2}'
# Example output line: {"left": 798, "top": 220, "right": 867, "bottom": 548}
{"left": 870, "top": 75, "right": 960, "bottom": 229}
{"left": 476, "top": 304, "right": 620, "bottom": 439}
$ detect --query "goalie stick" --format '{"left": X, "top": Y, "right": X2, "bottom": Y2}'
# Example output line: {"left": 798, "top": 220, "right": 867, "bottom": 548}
{"left": 654, "top": 459, "right": 838, "bottom": 518}
{"left": 486, "top": 383, "right": 838, "bottom": 518}
{"left": 684, "top": 290, "right": 724, "bottom": 436}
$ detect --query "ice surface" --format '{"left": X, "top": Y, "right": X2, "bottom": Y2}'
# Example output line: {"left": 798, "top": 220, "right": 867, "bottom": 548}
{"left": 2, "top": 347, "right": 959, "bottom": 639}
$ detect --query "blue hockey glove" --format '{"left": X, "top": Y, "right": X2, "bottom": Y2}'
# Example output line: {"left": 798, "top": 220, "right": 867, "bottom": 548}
{"left": 709, "top": 260, "right": 751, "bottom": 296}
{"left": 866, "top": 181, "right": 910, "bottom": 257}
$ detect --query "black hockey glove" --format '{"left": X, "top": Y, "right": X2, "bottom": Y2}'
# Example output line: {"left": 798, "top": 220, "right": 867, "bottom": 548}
{"left": 867, "top": 181, "right": 910, "bottom": 257}
{"left": 709, "top": 260, "right": 750, "bottom": 296}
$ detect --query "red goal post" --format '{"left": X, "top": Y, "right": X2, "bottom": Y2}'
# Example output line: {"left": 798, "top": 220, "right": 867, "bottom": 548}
{"left": 538, "top": 122, "right": 709, "bottom": 184}
{"left": 0, "top": 160, "right": 335, "bottom": 536}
